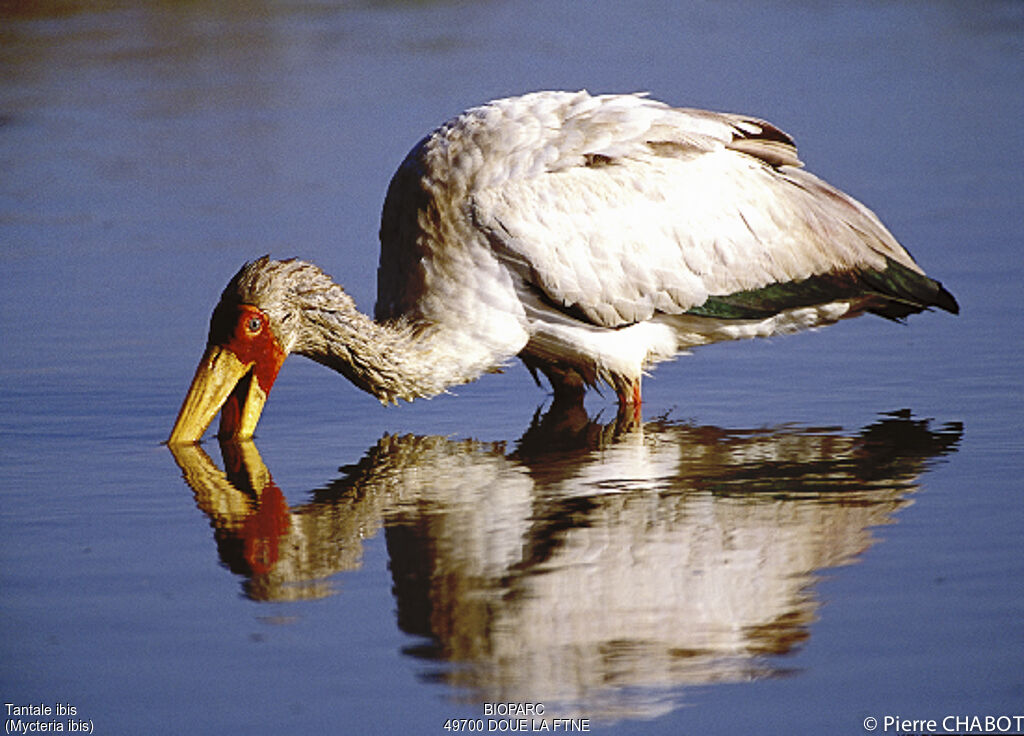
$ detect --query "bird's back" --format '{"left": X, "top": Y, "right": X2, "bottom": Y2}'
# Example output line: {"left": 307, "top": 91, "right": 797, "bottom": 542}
{"left": 374, "top": 90, "right": 956, "bottom": 397}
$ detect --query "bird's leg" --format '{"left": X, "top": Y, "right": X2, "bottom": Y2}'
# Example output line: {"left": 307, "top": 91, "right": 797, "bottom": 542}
{"left": 615, "top": 377, "right": 642, "bottom": 428}
{"left": 614, "top": 375, "right": 642, "bottom": 407}
{"left": 525, "top": 359, "right": 588, "bottom": 409}
{"left": 549, "top": 373, "right": 587, "bottom": 411}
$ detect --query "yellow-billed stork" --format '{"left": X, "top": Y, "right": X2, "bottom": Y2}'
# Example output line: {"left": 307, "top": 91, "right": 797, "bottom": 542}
{"left": 169, "top": 90, "right": 958, "bottom": 443}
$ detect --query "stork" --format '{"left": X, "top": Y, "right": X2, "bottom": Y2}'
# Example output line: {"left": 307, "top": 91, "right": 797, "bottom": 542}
{"left": 168, "top": 90, "right": 958, "bottom": 443}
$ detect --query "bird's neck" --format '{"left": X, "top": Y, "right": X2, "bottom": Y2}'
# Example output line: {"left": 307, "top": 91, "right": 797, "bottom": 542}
{"left": 293, "top": 303, "right": 480, "bottom": 404}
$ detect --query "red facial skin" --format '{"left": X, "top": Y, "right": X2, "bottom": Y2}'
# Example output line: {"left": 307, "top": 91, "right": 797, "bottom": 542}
{"left": 217, "top": 439, "right": 291, "bottom": 574}
{"left": 240, "top": 482, "right": 291, "bottom": 574}
{"left": 211, "top": 304, "right": 286, "bottom": 437}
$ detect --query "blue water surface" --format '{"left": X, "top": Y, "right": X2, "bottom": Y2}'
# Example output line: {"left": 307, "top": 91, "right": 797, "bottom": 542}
{"left": 1, "top": 1, "right": 1022, "bottom": 734}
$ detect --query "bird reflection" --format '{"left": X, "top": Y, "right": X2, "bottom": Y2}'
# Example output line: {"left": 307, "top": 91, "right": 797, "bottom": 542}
{"left": 168, "top": 408, "right": 960, "bottom": 719}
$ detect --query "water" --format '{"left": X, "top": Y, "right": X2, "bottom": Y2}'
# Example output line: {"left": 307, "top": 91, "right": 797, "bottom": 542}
{"left": 2, "top": 1, "right": 1022, "bottom": 733}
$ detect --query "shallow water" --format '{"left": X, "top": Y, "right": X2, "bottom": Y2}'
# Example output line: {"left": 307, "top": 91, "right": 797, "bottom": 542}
{"left": 2, "top": 1, "right": 1022, "bottom": 734}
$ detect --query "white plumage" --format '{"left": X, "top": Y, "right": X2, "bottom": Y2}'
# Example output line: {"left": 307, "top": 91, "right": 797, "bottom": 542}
{"left": 169, "top": 90, "right": 957, "bottom": 442}
{"left": 376, "top": 90, "right": 956, "bottom": 402}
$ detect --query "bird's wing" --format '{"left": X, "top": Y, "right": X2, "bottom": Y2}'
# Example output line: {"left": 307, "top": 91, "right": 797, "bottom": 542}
{"left": 461, "top": 91, "right": 926, "bottom": 328}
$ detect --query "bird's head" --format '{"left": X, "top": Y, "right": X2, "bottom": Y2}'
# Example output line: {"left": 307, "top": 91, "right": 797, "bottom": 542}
{"left": 167, "top": 257, "right": 335, "bottom": 444}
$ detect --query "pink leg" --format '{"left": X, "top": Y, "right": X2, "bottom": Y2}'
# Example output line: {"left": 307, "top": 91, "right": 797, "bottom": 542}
{"left": 615, "top": 377, "right": 642, "bottom": 426}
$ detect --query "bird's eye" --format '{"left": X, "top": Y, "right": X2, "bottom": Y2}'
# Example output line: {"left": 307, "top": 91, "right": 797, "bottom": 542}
{"left": 246, "top": 317, "right": 262, "bottom": 334}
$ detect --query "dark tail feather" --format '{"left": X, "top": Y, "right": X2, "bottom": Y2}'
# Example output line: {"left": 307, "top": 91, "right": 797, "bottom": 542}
{"left": 860, "top": 258, "right": 960, "bottom": 321}
{"left": 686, "top": 257, "right": 959, "bottom": 322}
